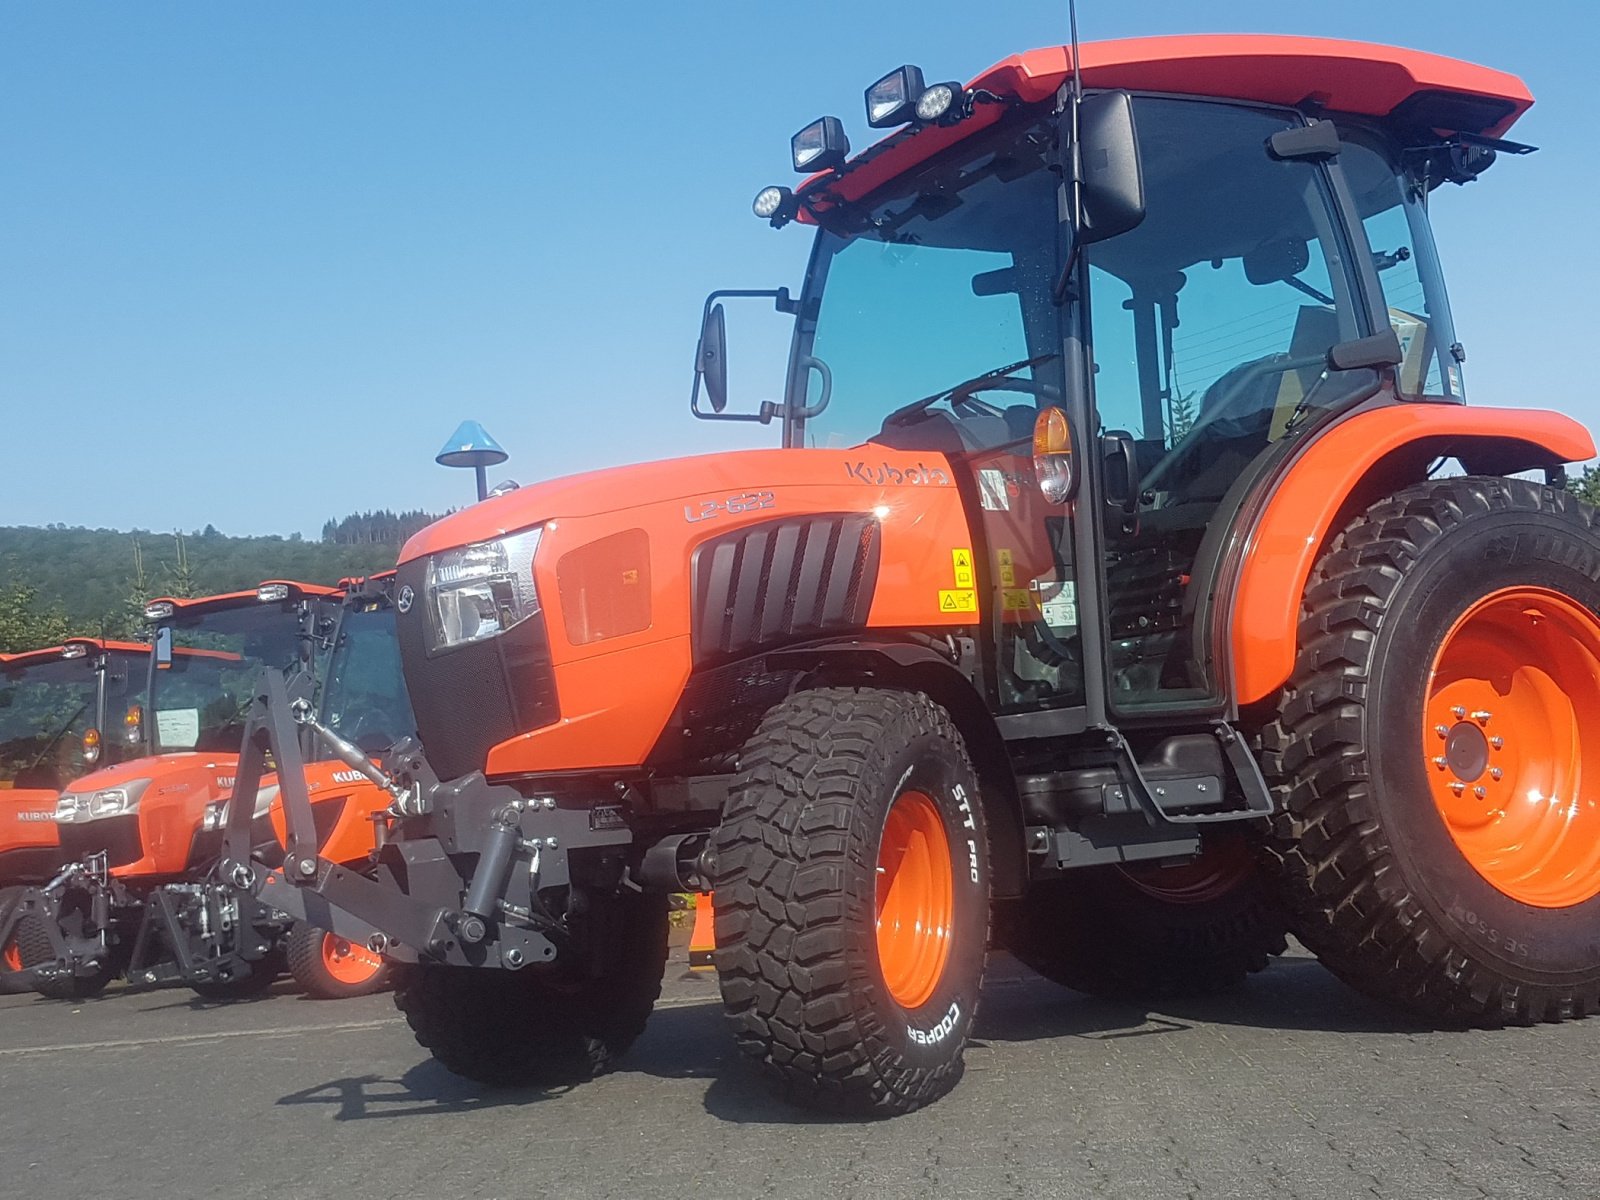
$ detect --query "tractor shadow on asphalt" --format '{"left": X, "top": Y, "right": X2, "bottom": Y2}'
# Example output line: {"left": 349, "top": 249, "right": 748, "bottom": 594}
{"left": 267, "top": 951, "right": 1438, "bottom": 1126}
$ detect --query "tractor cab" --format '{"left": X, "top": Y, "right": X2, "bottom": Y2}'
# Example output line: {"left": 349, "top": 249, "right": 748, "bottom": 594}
{"left": 707, "top": 35, "right": 1535, "bottom": 719}
{"left": 0, "top": 640, "right": 148, "bottom": 885}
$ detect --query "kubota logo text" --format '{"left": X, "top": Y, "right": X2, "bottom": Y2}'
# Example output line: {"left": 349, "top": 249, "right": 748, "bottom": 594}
{"left": 844, "top": 461, "right": 951, "bottom": 487}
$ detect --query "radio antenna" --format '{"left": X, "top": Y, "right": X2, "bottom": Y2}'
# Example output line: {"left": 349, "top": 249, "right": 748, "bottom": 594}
{"left": 1068, "top": 0, "right": 1084, "bottom": 104}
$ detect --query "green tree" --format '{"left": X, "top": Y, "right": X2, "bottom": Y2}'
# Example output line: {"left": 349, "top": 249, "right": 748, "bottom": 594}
{"left": 0, "top": 580, "right": 71, "bottom": 653}
{"left": 1569, "top": 464, "right": 1600, "bottom": 507}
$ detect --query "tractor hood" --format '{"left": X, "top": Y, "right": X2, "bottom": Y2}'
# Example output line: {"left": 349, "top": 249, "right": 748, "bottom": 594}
{"left": 399, "top": 447, "right": 956, "bottom": 564}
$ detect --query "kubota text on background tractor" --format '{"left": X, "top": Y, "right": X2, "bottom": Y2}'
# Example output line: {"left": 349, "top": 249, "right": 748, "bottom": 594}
{"left": 228, "top": 35, "right": 1600, "bottom": 1115}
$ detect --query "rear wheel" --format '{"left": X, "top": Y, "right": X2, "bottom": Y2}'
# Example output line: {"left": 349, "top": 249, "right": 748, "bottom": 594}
{"left": 1004, "top": 834, "right": 1287, "bottom": 997}
{"left": 393, "top": 889, "right": 669, "bottom": 1086}
{"left": 0, "top": 887, "right": 27, "bottom": 994}
{"left": 286, "top": 922, "right": 390, "bottom": 999}
{"left": 1262, "top": 476, "right": 1600, "bottom": 1024}
{"left": 712, "top": 688, "right": 990, "bottom": 1116}
{"left": 16, "top": 892, "right": 112, "bottom": 1001}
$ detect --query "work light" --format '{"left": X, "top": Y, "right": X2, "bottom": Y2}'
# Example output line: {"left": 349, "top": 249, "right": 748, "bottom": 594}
{"left": 257, "top": 583, "right": 290, "bottom": 602}
{"left": 59, "top": 643, "right": 88, "bottom": 659}
{"left": 915, "top": 82, "right": 964, "bottom": 124}
{"left": 865, "top": 65, "right": 925, "bottom": 128}
{"left": 752, "top": 185, "right": 795, "bottom": 221}
{"left": 145, "top": 601, "right": 175, "bottom": 620}
{"left": 791, "top": 116, "right": 850, "bottom": 173}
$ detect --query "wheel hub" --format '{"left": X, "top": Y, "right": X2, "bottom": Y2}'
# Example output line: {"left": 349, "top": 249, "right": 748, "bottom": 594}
{"left": 1423, "top": 586, "right": 1600, "bottom": 909}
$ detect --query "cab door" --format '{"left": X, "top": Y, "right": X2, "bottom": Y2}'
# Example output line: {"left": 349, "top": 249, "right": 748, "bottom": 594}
{"left": 1082, "top": 97, "right": 1377, "bottom": 712}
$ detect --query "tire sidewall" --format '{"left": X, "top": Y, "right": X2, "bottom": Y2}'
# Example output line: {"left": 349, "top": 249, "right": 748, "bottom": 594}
{"left": 1368, "top": 500, "right": 1600, "bottom": 983}
{"left": 847, "top": 714, "right": 988, "bottom": 1073}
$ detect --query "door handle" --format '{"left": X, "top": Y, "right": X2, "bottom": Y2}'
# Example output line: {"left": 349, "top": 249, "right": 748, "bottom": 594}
{"left": 1101, "top": 431, "right": 1140, "bottom": 515}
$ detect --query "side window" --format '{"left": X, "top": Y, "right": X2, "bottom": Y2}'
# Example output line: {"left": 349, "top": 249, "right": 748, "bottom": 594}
{"left": 1340, "top": 136, "right": 1464, "bottom": 400}
{"left": 1088, "top": 99, "right": 1360, "bottom": 503}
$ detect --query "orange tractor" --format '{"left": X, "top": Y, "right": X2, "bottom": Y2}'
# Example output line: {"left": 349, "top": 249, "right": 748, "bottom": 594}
{"left": 0, "top": 639, "right": 150, "bottom": 988}
{"left": 229, "top": 35, "right": 1600, "bottom": 1114}
{"left": 2, "top": 579, "right": 409, "bottom": 1000}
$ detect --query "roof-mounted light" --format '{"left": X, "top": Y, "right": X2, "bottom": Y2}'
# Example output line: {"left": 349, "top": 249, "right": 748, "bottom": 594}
{"left": 865, "top": 65, "right": 926, "bottom": 128}
{"left": 791, "top": 116, "right": 850, "bottom": 174}
{"left": 60, "top": 644, "right": 88, "bottom": 660}
{"left": 915, "top": 82, "right": 966, "bottom": 124}
{"left": 144, "top": 601, "right": 175, "bottom": 621}
{"left": 257, "top": 583, "right": 291, "bottom": 603}
{"left": 752, "top": 184, "right": 798, "bottom": 223}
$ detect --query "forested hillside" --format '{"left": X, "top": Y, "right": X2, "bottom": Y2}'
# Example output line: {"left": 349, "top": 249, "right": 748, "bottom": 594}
{"left": 0, "top": 520, "right": 432, "bottom": 652}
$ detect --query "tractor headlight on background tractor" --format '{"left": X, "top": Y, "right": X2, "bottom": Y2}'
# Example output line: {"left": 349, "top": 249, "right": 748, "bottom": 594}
{"left": 423, "top": 525, "right": 544, "bottom": 653}
{"left": 55, "top": 778, "right": 152, "bottom": 824}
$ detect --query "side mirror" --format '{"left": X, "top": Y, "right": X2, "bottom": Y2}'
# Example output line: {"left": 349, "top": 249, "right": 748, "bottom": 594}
{"left": 689, "top": 288, "right": 798, "bottom": 423}
{"left": 1076, "top": 90, "right": 1146, "bottom": 246}
{"left": 696, "top": 303, "right": 729, "bottom": 413}
{"left": 154, "top": 626, "right": 173, "bottom": 669}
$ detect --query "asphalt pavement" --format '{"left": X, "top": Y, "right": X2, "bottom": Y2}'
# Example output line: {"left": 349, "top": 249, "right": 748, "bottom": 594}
{"left": 2, "top": 940, "right": 1596, "bottom": 1200}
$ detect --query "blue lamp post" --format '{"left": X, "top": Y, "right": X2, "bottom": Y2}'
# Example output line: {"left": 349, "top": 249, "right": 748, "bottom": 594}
{"left": 435, "top": 420, "right": 509, "bottom": 502}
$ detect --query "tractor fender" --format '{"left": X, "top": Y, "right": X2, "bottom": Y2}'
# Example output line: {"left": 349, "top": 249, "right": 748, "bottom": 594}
{"left": 1228, "top": 404, "right": 1595, "bottom": 706}
{"left": 765, "top": 639, "right": 1028, "bottom": 899}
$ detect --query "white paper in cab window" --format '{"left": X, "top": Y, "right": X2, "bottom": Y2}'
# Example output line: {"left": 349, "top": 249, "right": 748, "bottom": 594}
{"left": 156, "top": 708, "right": 201, "bottom": 748}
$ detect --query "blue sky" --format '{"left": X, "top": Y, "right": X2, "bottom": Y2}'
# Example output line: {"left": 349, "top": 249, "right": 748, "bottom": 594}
{"left": 2, "top": 1, "right": 1596, "bottom": 536}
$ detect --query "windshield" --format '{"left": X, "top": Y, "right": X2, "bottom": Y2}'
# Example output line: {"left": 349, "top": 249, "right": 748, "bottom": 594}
{"left": 320, "top": 605, "right": 415, "bottom": 755}
{"left": 790, "top": 116, "right": 1062, "bottom": 451}
{"left": 151, "top": 602, "right": 309, "bottom": 753}
{"left": 0, "top": 652, "right": 142, "bottom": 789}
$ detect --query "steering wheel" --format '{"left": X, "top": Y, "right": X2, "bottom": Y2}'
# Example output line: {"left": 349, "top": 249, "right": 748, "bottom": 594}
{"left": 948, "top": 377, "right": 1062, "bottom": 420}
{"left": 1140, "top": 353, "right": 1326, "bottom": 495}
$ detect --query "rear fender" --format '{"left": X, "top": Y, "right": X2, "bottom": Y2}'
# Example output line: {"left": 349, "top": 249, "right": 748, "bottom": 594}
{"left": 1228, "top": 405, "right": 1595, "bottom": 706}
{"left": 766, "top": 640, "right": 1026, "bottom": 899}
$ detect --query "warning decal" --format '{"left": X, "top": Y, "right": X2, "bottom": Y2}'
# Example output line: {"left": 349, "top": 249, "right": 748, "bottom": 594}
{"left": 951, "top": 548, "right": 975, "bottom": 589}
{"left": 1002, "top": 589, "right": 1033, "bottom": 612}
{"left": 997, "top": 548, "right": 1016, "bottom": 588}
{"left": 938, "top": 589, "right": 978, "bottom": 614}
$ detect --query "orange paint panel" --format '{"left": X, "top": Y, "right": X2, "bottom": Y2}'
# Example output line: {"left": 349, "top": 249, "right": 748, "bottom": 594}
{"left": 485, "top": 635, "right": 694, "bottom": 775}
{"left": 1230, "top": 406, "right": 1594, "bottom": 705}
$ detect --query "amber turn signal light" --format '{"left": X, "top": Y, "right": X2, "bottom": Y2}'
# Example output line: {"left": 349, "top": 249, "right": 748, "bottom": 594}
{"left": 1033, "top": 407, "right": 1077, "bottom": 504}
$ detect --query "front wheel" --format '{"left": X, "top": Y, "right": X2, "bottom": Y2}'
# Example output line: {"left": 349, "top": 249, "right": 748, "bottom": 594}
{"left": 286, "top": 923, "right": 390, "bottom": 1000}
{"left": 712, "top": 688, "right": 990, "bottom": 1117}
{"left": 1263, "top": 476, "right": 1600, "bottom": 1024}
{"left": 392, "top": 888, "right": 669, "bottom": 1086}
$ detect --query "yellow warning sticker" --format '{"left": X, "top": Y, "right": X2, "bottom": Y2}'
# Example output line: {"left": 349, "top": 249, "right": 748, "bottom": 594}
{"left": 1002, "top": 588, "right": 1033, "bottom": 612}
{"left": 938, "top": 589, "right": 978, "bottom": 614}
{"left": 997, "top": 548, "right": 1014, "bottom": 566}
{"left": 999, "top": 563, "right": 1016, "bottom": 587}
{"left": 951, "top": 548, "right": 975, "bottom": 589}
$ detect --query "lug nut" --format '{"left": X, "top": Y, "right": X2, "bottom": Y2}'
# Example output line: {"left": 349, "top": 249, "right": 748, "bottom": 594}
{"left": 1471, "top": 710, "right": 1493, "bottom": 723}
{"left": 1474, "top": 786, "right": 1487, "bottom": 799}
{"left": 1490, "top": 737, "right": 1504, "bottom": 750}
{"left": 1435, "top": 725, "right": 1449, "bottom": 739}
{"left": 1452, "top": 706, "right": 1467, "bottom": 719}
{"left": 1432, "top": 756, "right": 1448, "bottom": 769}
{"left": 1490, "top": 768, "right": 1503, "bottom": 781}
{"left": 1449, "top": 782, "right": 1465, "bottom": 795}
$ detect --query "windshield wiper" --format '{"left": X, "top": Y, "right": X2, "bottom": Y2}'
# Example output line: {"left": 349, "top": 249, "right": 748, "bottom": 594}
{"left": 881, "top": 355, "right": 1055, "bottom": 427}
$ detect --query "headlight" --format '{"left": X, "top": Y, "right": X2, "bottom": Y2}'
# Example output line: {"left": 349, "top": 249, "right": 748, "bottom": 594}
{"left": 203, "top": 785, "right": 280, "bottom": 831}
{"left": 56, "top": 779, "right": 151, "bottom": 824}
{"left": 424, "top": 526, "right": 543, "bottom": 652}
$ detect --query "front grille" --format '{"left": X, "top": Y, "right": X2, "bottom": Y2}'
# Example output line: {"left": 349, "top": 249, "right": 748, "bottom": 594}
{"left": 690, "top": 514, "right": 880, "bottom": 666}
{"left": 395, "top": 558, "right": 560, "bottom": 782}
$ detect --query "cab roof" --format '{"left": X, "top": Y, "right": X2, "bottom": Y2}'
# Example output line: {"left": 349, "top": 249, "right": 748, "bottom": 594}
{"left": 0, "top": 640, "right": 150, "bottom": 671}
{"left": 812, "top": 35, "right": 1532, "bottom": 210}
{"left": 146, "top": 580, "right": 340, "bottom": 619}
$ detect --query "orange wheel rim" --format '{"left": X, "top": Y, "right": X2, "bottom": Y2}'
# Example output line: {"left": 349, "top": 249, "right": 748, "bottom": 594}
{"left": 1424, "top": 586, "right": 1600, "bottom": 908}
{"left": 320, "top": 933, "right": 384, "bottom": 985}
{"left": 2, "top": 938, "right": 19, "bottom": 974}
{"left": 875, "top": 790, "right": 954, "bottom": 1009}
